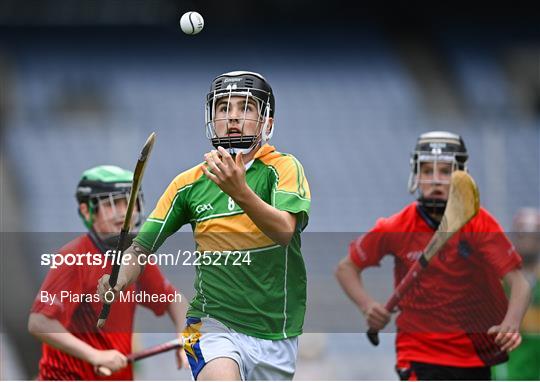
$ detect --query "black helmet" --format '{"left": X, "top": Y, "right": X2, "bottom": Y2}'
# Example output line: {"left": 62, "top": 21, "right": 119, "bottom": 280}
{"left": 408, "top": 131, "right": 468, "bottom": 193}
{"left": 205, "top": 71, "right": 275, "bottom": 153}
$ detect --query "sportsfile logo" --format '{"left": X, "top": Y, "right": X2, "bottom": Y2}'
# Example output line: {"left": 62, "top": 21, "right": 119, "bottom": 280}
{"left": 40, "top": 249, "right": 253, "bottom": 269}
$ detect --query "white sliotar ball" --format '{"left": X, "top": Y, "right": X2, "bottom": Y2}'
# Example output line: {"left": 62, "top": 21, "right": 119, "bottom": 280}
{"left": 180, "top": 11, "right": 204, "bottom": 35}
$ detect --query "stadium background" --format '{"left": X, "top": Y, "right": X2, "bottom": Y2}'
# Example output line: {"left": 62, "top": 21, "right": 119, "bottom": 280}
{"left": 0, "top": 0, "right": 539, "bottom": 379}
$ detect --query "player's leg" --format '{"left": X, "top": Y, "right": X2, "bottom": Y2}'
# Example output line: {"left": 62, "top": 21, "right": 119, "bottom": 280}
{"left": 236, "top": 334, "right": 298, "bottom": 380}
{"left": 183, "top": 317, "right": 245, "bottom": 380}
{"left": 197, "top": 357, "right": 241, "bottom": 380}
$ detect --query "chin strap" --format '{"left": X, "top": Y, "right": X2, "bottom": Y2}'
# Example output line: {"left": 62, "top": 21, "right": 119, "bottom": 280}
{"left": 78, "top": 201, "right": 96, "bottom": 230}
{"left": 87, "top": 228, "right": 110, "bottom": 253}
{"left": 88, "top": 229, "right": 137, "bottom": 253}
{"left": 227, "top": 146, "right": 256, "bottom": 155}
{"left": 260, "top": 104, "right": 273, "bottom": 144}
{"left": 417, "top": 196, "right": 447, "bottom": 216}
{"left": 211, "top": 134, "right": 258, "bottom": 154}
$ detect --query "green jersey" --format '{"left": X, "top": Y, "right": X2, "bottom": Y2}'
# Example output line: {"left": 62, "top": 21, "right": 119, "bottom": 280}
{"left": 134, "top": 144, "right": 311, "bottom": 339}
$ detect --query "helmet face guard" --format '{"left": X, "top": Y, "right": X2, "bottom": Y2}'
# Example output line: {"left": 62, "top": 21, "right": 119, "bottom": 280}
{"left": 411, "top": 153, "right": 460, "bottom": 191}
{"left": 89, "top": 191, "right": 143, "bottom": 229}
{"left": 408, "top": 132, "right": 468, "bottom": 215}
{"left": 205, "top": 71, "right": 275, "bottom": 155}
{"left": 77, "top": 182, "right": 144, "bottom": 232}
{"left": 76, "top": 166, "right": 144, "bottom": 233}
{"left": 408, "top": 131, "right": 468, "bottom": 194}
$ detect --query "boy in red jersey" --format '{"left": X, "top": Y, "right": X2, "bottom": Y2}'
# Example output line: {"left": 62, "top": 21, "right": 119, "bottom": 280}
{"left": 28, "top": 165, "right": 187, "bottom": 380}
{"left": 335, "top": 131, "right": 531, "bottom": 380}
{"left": 493, "top": 208, "right": 540, "bottom": 380}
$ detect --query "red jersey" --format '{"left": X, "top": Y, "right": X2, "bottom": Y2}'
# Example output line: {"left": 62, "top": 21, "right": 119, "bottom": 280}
{"left": 31, "top": 234, "right": 177, "bottom": 380}
{"left": 349, "top": 202, "right": 522, "bottom": 367}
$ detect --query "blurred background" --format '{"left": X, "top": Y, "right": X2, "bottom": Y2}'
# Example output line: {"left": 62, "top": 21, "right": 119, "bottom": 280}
{"left": 1, "top": 0, "right": 539, "bottom": 379}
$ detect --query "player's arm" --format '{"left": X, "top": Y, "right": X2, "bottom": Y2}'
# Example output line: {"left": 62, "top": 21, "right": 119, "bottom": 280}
{"left": 203, "top": 147, "right": 296, "bottom": 246}
{"left": 488, "top": 269, "right": 531, "bottom": 352}
{"left": 97, "top": 243, "right": 150, "bottom": 300}
{"left": 335, "top": 256, "right": 390, "bottom": 330}
{"left": 166, "top": 298, "right": 190, "bottom": 368}
{"left": 479, "top": 212, "right": 532, "bottom": 352}
{"left": 98, "top": 176, "right": 189, "bottom": 300}
{"left": 231, "top": 185, "right": 296, "bottom": 246}
{"left": 28, "top": 313, "right": 127, "bottom": 373}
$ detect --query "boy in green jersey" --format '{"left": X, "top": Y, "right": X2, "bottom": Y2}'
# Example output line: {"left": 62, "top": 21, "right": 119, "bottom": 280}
{"left": 97, "top": 71, "right": 311, "bottom": 380}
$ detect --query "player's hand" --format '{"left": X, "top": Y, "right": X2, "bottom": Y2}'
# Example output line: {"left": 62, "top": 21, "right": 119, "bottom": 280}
{"left": 91, "top": 349, "right": 128, "bottom": 376}
{"left": 488, "top": 321, "right": 522, "bottom": 352}
{"left": 175, "top": 346, "right": 189, "bottom": 369}
{"left": 363, "top": 301, "right": 391, "bottom": 331}
{"left": 202, "top": 147, "right": 249, "bottom": 199}
{"left": 97, "top": 274, "right": 128, "bottom": 304}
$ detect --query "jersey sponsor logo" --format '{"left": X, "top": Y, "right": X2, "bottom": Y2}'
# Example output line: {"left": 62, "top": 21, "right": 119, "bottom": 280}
{"left": 406, "top": 250, "right": 423, "bottom": 262}
{"left": 458, "top": 240, "right": 472, "bottom": 259}
{"left": 195, "top": 203, "right": 214, "bottom": 214}
{"left": 507, "top": 244, "right": 517, "bottom": 257}
{"left": 355, "top": 235, "right": 368, "bottom": 261}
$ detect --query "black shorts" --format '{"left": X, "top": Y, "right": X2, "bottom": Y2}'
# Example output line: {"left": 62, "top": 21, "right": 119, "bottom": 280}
{"left": 396, "top": 361, "right": 491, "bottom": 380}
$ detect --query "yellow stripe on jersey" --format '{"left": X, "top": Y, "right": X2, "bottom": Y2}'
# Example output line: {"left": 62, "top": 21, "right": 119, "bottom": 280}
{"left": 258, "top": 150, "right": 311, "bottom": 198}
{"left": 149, "top": 164, "right": 204, "bottom": 220}
{"left": 194, "top": 213, "right": 275, "bottom": 251}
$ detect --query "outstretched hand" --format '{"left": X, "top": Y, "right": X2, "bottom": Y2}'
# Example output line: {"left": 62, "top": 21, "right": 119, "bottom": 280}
{"left": 202, "top": 147, "right": 249, "bottom": 199}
